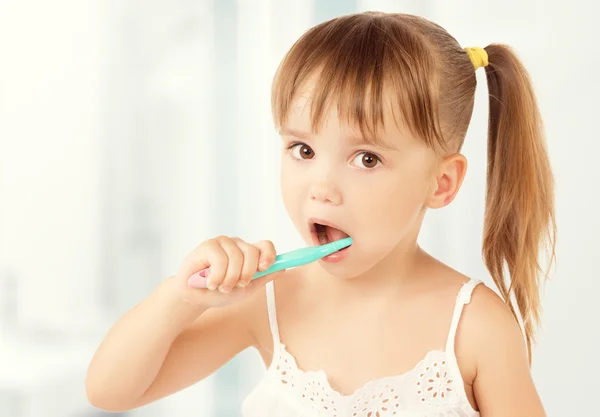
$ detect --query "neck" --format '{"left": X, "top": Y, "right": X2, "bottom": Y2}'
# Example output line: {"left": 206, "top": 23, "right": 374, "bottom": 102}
{"left": 315, "top": 238, "right": 430, "bottom": 302}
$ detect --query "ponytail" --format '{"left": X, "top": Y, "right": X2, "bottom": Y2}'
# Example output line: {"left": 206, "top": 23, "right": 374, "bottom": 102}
{"left": 482, "top": 44, "right": 556, "bottom": 363}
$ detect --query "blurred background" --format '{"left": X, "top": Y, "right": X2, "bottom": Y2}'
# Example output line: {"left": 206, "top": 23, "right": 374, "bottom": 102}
{"left": 0, "top": 0, "right": 597, "bottom": 416}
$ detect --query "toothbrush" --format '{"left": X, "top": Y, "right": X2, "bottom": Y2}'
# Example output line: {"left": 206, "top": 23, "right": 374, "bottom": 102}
{"left": 188, "top": 236, "right": 352, "bottom": 289}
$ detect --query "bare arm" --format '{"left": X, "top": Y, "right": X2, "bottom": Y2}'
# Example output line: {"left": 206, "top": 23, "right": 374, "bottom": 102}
{"left": 467, "top": 285, "right": 546, "bottom": 417}
{"left": 86, "top": 276, "right": 260, "bottom": 411}
{"left": 86, "top": 237, "right": 279, "bottom": 412}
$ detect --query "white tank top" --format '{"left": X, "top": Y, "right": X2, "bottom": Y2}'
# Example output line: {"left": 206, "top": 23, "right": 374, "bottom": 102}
{"left": 242, "top": 278, "right": 482, "bottom": 417}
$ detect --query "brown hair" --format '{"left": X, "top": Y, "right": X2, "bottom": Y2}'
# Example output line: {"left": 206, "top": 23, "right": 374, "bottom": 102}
{"left": 271, "top": 11, "right": 556, "bottom": 361}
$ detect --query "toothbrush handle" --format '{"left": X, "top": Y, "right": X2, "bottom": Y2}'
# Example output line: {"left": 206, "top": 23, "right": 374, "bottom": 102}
{"left": 187, "top": 237, "right": 352, "bottom": 289}
{"left": 187, "top": 268, "right": 211, "bottom": 289}
{"left": 188, "top": 259, "right": 283, "bottom": 289}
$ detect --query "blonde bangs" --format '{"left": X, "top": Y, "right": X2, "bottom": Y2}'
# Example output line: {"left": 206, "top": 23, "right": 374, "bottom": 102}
{"left": 271, "top": 12, "right": 445, "bottom": 149}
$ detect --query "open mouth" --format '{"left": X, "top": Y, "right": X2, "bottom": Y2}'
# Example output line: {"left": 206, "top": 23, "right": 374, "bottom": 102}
{"left": 310, "top": 220, "right": 351, "bottom": 245}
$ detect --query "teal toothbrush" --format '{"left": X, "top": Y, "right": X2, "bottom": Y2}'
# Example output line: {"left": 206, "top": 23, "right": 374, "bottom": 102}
{"left": 189, "top": 237, "right": 352, "bottom": 289}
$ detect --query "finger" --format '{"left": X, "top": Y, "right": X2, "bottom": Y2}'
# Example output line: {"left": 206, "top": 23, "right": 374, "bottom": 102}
{"left": 217, "top": 236, "right": 244, "bottom": 293}
{"left": 180, "top": 240, "right": 226, "bottom": 290}
{"left": 234, "top": 239, "right": 260, "bottom": 288}
{"left": 253, "top": 240, "right": 277, "bottom": 272}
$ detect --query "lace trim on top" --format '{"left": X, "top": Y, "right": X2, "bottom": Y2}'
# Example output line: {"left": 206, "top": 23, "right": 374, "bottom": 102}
{"left": 241, "top": 279, "right": 482, "bottom": 417}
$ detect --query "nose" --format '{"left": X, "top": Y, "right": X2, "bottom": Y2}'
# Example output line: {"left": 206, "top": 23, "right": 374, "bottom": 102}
{"left": 310, "top": 181, "right": 342, "bottom": 205}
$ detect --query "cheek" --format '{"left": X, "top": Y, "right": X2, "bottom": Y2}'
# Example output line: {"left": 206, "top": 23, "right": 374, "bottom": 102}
{"left": 280, "top": 160, "right": 304, "bottom": 220}
{"left": 356, "top": 174, "right": 428, "bottom": 236}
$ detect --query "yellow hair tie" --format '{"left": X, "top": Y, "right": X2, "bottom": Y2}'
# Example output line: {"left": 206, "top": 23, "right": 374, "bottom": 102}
{"left": 465, "top": 46, "right": 489, "bottom": 70}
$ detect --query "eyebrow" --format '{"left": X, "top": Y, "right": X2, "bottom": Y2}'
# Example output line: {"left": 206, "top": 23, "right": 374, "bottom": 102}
{"left": 278, "top": 126, "right": 399, "bottom": 151}
{"left": 278, "top": 127, "right": 313, "bottom": 139}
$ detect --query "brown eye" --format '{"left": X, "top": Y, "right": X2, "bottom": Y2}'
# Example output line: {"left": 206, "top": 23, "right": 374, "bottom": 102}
{"left": 362, "top": 153, "right": 377, "bottom": 168}
{"left": 352, "top": 152, "right": 380, "bottom": 169}
{"left": 291, "top": 143, "right": 314, "bottom": 159}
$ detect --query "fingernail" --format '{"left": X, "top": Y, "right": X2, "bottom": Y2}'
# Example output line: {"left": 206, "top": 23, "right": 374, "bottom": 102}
{"left": 206, "top": 280, "right": 217, "bottom": 291}
{"left": 218, "top": 286, "right": 231, "bottom": 294}
{"left": 236, "top": 281, "right": 247, "bottom": 288}
{"left": 259, "top": 261, "right": 270, "bottom": 271}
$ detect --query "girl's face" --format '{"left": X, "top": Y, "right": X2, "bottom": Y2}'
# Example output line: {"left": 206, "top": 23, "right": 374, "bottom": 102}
{"left": 279, "top": 90, "right": 446, "bottom": 280}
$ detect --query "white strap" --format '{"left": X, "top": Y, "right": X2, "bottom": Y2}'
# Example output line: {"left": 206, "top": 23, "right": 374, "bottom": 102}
{"left": 445, "top": 278, "right": 482, "bottom": 353}
{"left": 265, "top": 281, "right": 281, "bottom": 348}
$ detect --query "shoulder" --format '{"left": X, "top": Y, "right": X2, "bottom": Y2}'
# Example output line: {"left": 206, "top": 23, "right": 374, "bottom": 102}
{"left": 460, "top": 281, "right": 526, "bottom": 363}
{"left": 457, "top": 280, "right": 546, "bottom": 415}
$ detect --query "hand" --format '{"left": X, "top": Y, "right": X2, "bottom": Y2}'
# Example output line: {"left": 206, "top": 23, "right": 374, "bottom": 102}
{"left": 173, "top": 236, "right": 281, "bottom": 308}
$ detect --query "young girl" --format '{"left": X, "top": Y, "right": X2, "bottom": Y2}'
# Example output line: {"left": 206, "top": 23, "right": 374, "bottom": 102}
{"left": 86, "top": 11, "right": 555, "bottom": 417}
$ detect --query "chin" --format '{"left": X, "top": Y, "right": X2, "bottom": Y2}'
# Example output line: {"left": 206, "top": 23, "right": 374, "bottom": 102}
{"left": 313, "top": 249, "right": 377, "bottom": 279}
{"left": 321, "top": 240, "right": 404, "bottom": 279}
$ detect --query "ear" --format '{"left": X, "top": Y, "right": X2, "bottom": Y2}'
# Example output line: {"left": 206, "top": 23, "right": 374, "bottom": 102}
{"left": 426, "top": 153, "right": 468, "bottom": 209}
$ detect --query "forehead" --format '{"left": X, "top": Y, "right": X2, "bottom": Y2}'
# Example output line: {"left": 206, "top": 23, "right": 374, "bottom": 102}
{"left": 281, "top": 87, "right": 411, "bottom": 151}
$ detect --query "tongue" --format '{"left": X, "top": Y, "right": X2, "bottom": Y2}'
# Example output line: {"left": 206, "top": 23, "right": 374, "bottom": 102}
{"left": 326, "top": 226, "right": 349, "bottom": 242}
